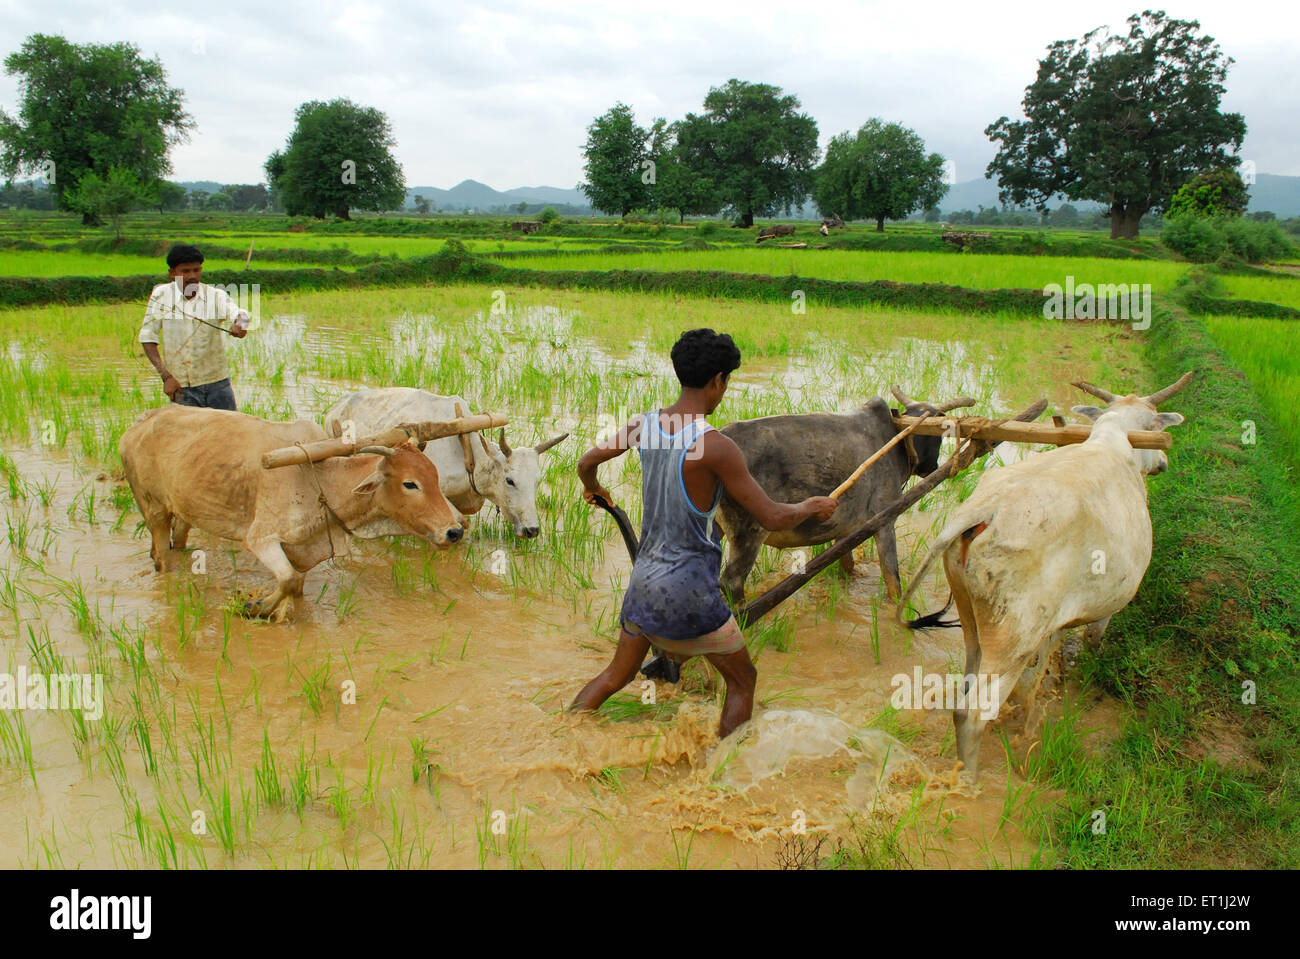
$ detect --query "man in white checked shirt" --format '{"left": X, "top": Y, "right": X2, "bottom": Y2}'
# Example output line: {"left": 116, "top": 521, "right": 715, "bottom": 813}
{"left": 139, "top": 244, "right": 250, "bottom": 410}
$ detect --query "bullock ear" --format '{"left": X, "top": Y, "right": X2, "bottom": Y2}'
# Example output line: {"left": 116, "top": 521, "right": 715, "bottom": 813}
{"left": 1154, "top": 411, "right": 1184, "bottom": 430}
{"left": 351, "top": 470, "right": 385, "bottom": 496}
{"left": 1071, "top": 405, "right": 1104, "bottom": 422}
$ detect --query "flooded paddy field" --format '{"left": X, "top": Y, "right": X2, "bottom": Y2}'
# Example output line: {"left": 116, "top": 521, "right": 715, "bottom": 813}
{"left": 0, "top": 284, "right": 1144, "bottom": 867}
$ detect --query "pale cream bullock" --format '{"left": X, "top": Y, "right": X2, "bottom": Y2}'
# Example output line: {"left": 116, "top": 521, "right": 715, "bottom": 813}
{"left": 898, "top": 372, "right": 1192, "bottom": 778}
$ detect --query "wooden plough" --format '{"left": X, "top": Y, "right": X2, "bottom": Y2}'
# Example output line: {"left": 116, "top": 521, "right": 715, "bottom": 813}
{"left": 261, "top": 413, "right": 508, "bottom": 470}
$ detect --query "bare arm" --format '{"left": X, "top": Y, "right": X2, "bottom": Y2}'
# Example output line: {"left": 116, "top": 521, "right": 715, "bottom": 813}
{"left": 699, "top": 431, "right": 836, "bottom": 530}
{"left": 141, "top": 342, "right": 180, "bottom": 399}
{"left": 578, "top": 415, "right": 643, "bottom": 506}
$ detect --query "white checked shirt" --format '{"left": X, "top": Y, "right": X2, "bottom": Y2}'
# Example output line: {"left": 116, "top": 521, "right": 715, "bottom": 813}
{"left": 138, "top": 281, "right": 248, "bottom": 388}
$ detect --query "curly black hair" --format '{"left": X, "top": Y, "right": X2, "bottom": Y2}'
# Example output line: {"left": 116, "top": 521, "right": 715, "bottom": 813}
{"left": 166, "top": 244, "right": 205, "bottom": 268}
{"left": 670, "top": 328, "right": 741, "bottom": 389}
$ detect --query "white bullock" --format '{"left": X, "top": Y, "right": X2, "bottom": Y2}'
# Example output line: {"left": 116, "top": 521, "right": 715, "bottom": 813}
{"left": 323, "top": 388, "right": 567, "bottom": 539}
{"left": 898, "top": 373, "right": 1192, "bottom": 778}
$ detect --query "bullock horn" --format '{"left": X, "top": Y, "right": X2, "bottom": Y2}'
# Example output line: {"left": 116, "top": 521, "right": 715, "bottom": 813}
{"left": 936, "top": 396, "right": 977, "bottom": 413}
{"left": 1071, "top": 381, "right": 1118, "bottom": 403}
{"left": 534, "top": 432, "right": 568, "bottom": 455}
{"left": 498, "top": 428, "right": 512, "bottom": 457}
{"left": 358, "top": 445, "right": 396, "bottom": 458}
{"left": 1143, "top": 370, "right": 1194, "bottom": 407}
{"left": 477, "top": 432, "right": 495, "bottom": 460}
{"left": 889, "top": 385, "right": 915, "bottom": 407}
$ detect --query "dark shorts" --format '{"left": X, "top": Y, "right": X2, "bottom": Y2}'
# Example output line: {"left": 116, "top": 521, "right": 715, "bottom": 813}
{"left": 172, "top": 378, "right": 237, "bottom": 411}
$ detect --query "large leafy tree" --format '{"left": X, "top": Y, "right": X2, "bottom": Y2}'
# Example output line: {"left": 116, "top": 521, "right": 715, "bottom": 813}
{"left": 645, "top": 118, "right": 723, "bottom": 222}
{"left": 676, "top": 79, "right": 819, "bottom": 227}
{"left": 985, "top": 11, "right": 1246, "bottom": 238}
{"left": 581, "top": 103, "right": 652, "bottom": 216}
{"left": 814, "top": 119, "right": 947, "bottom": 232}
{"left": 265, "top": 99, "right": 405, "bottom": 220}
{"left": 0, "top": 34, "right": 192, "bottom": 224}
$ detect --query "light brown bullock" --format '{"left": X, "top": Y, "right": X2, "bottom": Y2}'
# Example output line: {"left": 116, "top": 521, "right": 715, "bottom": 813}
{"left": 119, "top": 406, "right": 465, "bottom": 621}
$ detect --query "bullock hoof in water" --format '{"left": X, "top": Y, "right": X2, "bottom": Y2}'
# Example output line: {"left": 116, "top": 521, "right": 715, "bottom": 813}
{"left": 242, "top": 595, "right": 294, "bottom": 623}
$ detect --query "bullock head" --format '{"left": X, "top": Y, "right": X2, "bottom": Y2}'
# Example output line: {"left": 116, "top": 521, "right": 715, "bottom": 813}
{"left": 472, "top": 428, "right": 569, "bottom": 539}
{"left": 889, "top": 386, "right": 977, "bottom": 475}
{"left": 1070, "top": 372, "right": 1192, "bottom": 475}
{"left": 353, "top": 442, "right": 465, "bottom": 546}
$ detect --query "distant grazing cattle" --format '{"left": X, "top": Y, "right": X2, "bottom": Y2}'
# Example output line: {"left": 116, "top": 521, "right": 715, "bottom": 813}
{"left": 716, "top": 386, "right": 973, "bottom": 604}
{"left": 756, "top": 224, "right": 796, "bottom": 243}
{"left": 899, "top": 373, "right": 1192, "bottom": 779}
{"left": 324, "top": 387, "right": 567, "bottom": 540}
{"left": 120, "top": 406, "right": 465, "bottom": 621}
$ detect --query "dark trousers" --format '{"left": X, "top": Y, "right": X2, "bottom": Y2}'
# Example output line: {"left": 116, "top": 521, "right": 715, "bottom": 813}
{"left": 171, "top": 377, "right": 237, "bottom": 411}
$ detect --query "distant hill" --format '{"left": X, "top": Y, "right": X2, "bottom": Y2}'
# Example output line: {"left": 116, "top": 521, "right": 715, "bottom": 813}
{"left": 404, "top": 180, "right": 592, "bottom": 213}
{"left": 1246, "top": 174, "right": 1300, "bottom": 218}
{"left": 167, "top": 171, "right": 1300, "bottom": 219}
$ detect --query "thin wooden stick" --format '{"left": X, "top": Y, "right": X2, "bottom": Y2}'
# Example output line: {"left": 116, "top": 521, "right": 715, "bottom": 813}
{"left": 828, "top": 412, "right": 932, "bottom": 500}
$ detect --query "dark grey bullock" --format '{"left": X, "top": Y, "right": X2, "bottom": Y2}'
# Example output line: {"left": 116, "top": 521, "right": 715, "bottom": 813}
{"left": 716, "top": 387, "right": 973, "bottom": 604}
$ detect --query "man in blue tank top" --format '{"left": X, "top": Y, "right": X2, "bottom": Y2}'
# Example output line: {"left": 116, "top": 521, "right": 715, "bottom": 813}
{"left": 571, "top": 329, "right": 838, "bottom": 738}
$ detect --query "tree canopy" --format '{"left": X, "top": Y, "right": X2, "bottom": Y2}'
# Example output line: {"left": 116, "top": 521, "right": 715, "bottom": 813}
{"left": 0, "top": 33, "right": 192, "bottom": 223}
{"left": 985, "top": 11, "right": 1246, "bottom": 238}
{"left": 265, "top": 99, "right": 405, "bottom": 220}
{"left": 676, "top": 80, "right": 819, "bottom": 227}
{"left": 581, "top": 103, "right": 653, "bottom": 216}
{"left": 813, "top": 119, "right": 947, "bottom": 231}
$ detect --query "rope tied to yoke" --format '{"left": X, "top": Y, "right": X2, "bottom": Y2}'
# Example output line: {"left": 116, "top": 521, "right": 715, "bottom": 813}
{"left": 296, "top": 441, "right": 355, "bottom": 562}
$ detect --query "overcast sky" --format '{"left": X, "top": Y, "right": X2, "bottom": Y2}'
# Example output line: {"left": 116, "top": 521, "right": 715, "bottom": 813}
{"left": 1, "top": 0, "right": 1296, "bottom": 188}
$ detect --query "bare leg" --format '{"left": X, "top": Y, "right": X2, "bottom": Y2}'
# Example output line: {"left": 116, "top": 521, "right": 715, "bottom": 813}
{"left": 570, "top": 628, "right": 651, "bottom": 713}
{"left": 704, "top": 647, "right": 757, "bottom": 738}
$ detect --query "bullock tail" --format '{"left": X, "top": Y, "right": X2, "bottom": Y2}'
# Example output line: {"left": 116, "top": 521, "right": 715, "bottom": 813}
{"left": 896, "top": 508, "right": 996, "bottom": 630}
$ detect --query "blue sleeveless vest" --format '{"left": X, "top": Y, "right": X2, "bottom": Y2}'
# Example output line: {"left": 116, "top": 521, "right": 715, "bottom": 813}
{"left": 619, "top": 410, "right": 732, "bottom": 640}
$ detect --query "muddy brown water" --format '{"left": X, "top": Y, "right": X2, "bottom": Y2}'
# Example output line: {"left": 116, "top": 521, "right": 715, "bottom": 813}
{"left": 0, "top": 315, "right": 1133, "bottom": 869}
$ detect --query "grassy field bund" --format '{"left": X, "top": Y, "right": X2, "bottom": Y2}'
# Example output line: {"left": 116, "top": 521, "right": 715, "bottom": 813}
{"left": 0, "top": 212, "right": 1297, "bottom": 869}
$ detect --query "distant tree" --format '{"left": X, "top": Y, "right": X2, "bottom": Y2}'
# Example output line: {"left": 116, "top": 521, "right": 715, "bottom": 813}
{"left": 948, "top": 210, "right": 975, "bottom": 225}
{"left": 0, "top": 34, "right": 192, "bottom": 224}
{"left": 63, "top": 165, "right": 150, "bottom": 236}
{"left": 675, "top": 80, "right": 819, "bottom": 228}
{"left": 813, "top": 119, "right": 946, "bottom": 232}
{"left": 188, "top": 189, "right": 210, "bottom": 211}
{"left": 1248, "top": 210, "right": 1277, "bottom": 222}
{"left": 415, "top": 195, "right": 432, "bottom": 214}
{"left": 205, "top": 191, "right": 234, "bottom": 212}
{"left": 923, "top": 207, "right": 942, "bottom": 223}
{"left": 1167, "top": 168, "right": 1249, "bottom": 219}
{"left": 223, "top": 183, "right": 269, "bottom": 212}
{"left": 264, "top": 98, "right": 405, "bottom": 220}
{"left": 154, "top": 180, "right": 188, "bottom": 213}
{"left": 986, "top": 11, "right": 1246, "bottom": 238}
{"left": 581, "top": 102, "right": 652, "bottom": 216}
{"left": 514, "top": 200, "right": 528, "bottom": 215}
{"left": 1048, "top": 203, "right": 1080, "bottom": 227}
{"left": 539, "top": 206, "right": 560, "bottom": 224}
